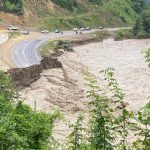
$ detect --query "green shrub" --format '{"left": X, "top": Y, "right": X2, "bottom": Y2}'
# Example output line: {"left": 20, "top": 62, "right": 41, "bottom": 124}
{"left": 0, "top": 0, "right": 24, "bottom": 15}
{"left": 133, "top": 10, "right": 150, "bottom": 38}
{"left": 9, "top": 31, "right": 20, "bottom": 38}
{"left": 67, "top": 114, "right": 85, "bottom": 150}
{"left": 51, "top": 0, "right": 78, "bottom": 11}
{"left": 132, "top": 102, "right": 150, "bottom": 149}
{"left": 131, "top": 0, "right": 146, "bottom": 14}
{"left": 114, "top": 29, "right": 134, "bottom": 40}
{"left": 0, "top": 70, "right": 14, "bottom": 100}
{"left": 145, "top": 49, "right": 150, "bottom": 67}
{"left": 0, "top": 71, "right": 60, "bottom": 149}
{"left": 95, "top": 30, "right": 110, "bottom": 41}
{"left": 40, "top": 40, "right": 73, "bottom": 57}
{"left": 60, "top": 41, "right": 73, "bottom": 52}
{"left": 115, "top": 9, "right": 150, "bottom": 40}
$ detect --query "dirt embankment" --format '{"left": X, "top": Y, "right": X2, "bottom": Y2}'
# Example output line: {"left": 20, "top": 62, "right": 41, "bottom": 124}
{"left": 7, "top": 57, "right": 62, "bottom": 88}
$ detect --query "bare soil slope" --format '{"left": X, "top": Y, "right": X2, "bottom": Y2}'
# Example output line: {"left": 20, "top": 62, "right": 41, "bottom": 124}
{"left": 0, "top": 12, "right": 22, "bottom": 26}
{"left": 23, "top": 0, "right": 55, "bottom": 25}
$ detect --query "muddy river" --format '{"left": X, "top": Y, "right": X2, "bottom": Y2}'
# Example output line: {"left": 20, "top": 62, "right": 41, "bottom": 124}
{"left": 21, "top": 38, "right": 150, "bottom": 139}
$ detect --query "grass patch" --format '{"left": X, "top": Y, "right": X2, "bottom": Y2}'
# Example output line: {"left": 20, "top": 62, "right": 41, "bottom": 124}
{"left": 9, "top": 31, "right": 20, "bottom": 38}
{"left": 39, "top": 39, "right": 73, "bottom": 57}
{"left": 114, "top": 29, "right": 134, "bottom": 40}
{"left": 39, "top": 40, "right": 57, "bottom": 57}
{"left": 90, "top": 30, "right": 110, "bottom": 41}
{"left": 41, "top": 0, "right": 137, "bottom": 31}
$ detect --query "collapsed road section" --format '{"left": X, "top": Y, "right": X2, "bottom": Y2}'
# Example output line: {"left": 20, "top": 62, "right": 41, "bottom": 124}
{"left": 7, "top": 57, "right": 62, "bottom": 88}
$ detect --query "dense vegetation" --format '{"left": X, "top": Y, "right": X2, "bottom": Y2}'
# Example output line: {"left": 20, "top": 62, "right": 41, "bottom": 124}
{"left": 42, "top": 0, "right": 138, "bottom": 30}
{"left": 115, "top": 0, "right": 150, "bottom": 40}
{"left": 41, "top": 0, "right": 150, "bottom": 30}
{"left": 51, "top": 0, "right": 78, "bottom": 11}
{"left": 0, "top": 0, "right": 148, "bottom": 29}
{"left": 133, "top": 10, "right": 150, "bottom": 38}
{"left": 131, "top": 0, "right": 147, "bottom": 13}
{"left": 52, "top": 0, "right": 104, "bottom": 10}
{"left": 115, "top": 10, "right": 150, "bottom": 40}
{"left": 0, "top": 0, "right": 24, "bottom": 15}
{"left": 0, "top": 71, "right": 60, "bottom": 149}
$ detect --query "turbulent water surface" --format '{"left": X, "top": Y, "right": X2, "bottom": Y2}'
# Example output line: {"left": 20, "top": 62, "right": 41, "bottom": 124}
{"left": 73, "top": 39, "right": 150, "bottom": 111}
{"left": 21, "top": 38, "right": 150, "bottom": 139}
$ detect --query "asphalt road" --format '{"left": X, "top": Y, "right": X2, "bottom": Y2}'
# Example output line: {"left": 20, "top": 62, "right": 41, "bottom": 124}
{"left": 11, "top": 28, "right": 129, "bottom": 68}
{"left": 11, "top": 30, "right": 96, "bottom": 68}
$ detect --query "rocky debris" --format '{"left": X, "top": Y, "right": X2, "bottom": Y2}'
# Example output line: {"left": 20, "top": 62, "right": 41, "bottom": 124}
{"left": 7, "top": 57, "right": 62, "bottom": 88}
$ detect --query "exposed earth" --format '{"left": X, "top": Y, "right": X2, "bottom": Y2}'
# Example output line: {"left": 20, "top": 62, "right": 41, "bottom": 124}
{"left": 20, "top": 38, "right": 150, "bottom": 140}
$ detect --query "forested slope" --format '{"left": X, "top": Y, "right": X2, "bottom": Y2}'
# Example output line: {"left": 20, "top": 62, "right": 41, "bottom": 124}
{"left": 0, "top": 0, "right": 148, "bottom": 29}
{"left": 24, "top": 0, "right": 138, "bottom": 29}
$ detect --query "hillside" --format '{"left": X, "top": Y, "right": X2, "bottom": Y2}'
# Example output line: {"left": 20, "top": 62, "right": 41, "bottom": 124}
{"left": 24, "top": 0, "right": 137, "bottom": 29}
{"left": 0, "top": 0, "right": 142, "bottom": 29}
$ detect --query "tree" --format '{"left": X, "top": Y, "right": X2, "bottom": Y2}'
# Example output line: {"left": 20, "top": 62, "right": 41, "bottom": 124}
{"left": 142, "top": 10, "right": 150, "bottom": 34}
{"left": 132, "top": 102, "right": 150, "bottom": 149}
{"left": 133, "top": 10, "right": 150, "bottom": 38}
{"left": 0, "top": 70, "right": 14, "bottom": 100}
{"left": 0, "top": 0, "right": 24, "bottom": 15}
{"left": 131, "top": 0, "right": 146, "bottom": 14}
{"left": 4, "top": 1, "right": 16, "bottom": 13}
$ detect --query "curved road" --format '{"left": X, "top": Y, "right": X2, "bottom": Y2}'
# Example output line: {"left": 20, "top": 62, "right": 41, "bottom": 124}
{"left": 11, "top": 28, "right": 129, "bottom": 68}
{"left": 11, "top": 30, "right": 96, "bottom": 68}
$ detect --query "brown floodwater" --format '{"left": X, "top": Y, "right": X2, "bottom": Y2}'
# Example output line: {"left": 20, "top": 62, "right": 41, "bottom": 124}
{"left": 73, "top": 38, "right": 150, "bottom": 111}
{"left": 21, "top": 38, "right": 150, "bottom": 140}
